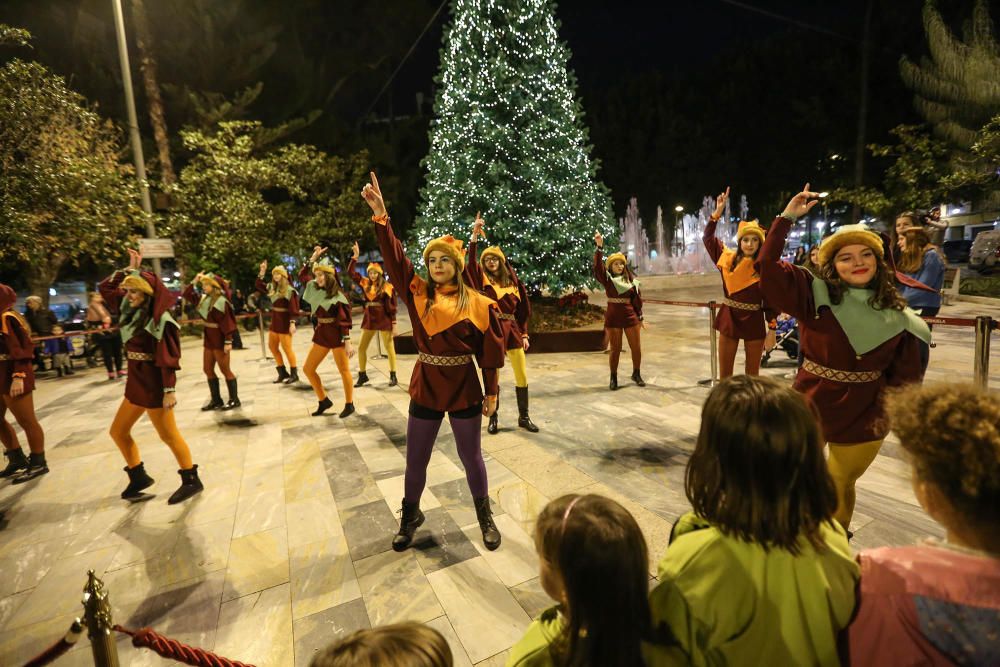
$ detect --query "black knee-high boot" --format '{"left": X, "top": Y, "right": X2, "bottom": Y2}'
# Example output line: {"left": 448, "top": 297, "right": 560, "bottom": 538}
{"left": 223, "top": 378, "right": 241, "bottom": 409}
{"left": 515, "top": 386, "right": 539, "bottom": 432}
{"left": 201, "top": 378, "right": 224, "bottom": 410}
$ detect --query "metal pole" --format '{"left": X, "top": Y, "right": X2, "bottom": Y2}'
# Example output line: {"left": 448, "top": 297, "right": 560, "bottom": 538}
{"left": 258, "top": 310, "right": 268, "bottom": 360}
{"left": 111, "top": 0, "right": 161, "bottom": 278}
{"left": 83, "top": 570, "right": 120, "bottom": 667}
{"left": 974, "top": 316, "right": 992, "bottom": 389}
{"left": 698, "top": 301, "right": 719, "bottom": 387}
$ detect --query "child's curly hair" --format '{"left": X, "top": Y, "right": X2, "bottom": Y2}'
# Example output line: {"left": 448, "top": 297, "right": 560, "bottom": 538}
{"left": 886, "top": 383, "right": 1000, "bottom": 529}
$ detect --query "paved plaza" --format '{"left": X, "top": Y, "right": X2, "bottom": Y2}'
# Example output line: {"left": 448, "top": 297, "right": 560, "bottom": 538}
{"left": 0, "top": 281, "right": 995, "bottom": 666}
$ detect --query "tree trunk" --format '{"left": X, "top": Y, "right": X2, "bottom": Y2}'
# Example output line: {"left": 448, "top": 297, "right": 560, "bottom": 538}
{"left": 25, "top": 255, "right": 65, "bottom": 309}
{"left": 129, "top": 0, "right": 176, "bottom": 187}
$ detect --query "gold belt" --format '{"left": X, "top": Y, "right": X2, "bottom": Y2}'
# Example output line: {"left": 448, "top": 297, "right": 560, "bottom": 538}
{"left": 803, "top": 359, "right": 882, "bottom": 383}
{"left": 127, "top": 351, "right": 154, "bottom": 362}
{"left": 317, "top": 317, "right": 336, "bottom": 324}
{"left": 497, "top": 313, "right": 516, "bottom": 321}
{"left": 365, "top": 302, "right": 382, "bottom": 308}
{"left": 203, "top": 322, "right": 219, "bottom": 328}
{"left": 272, "top": 307, "right": 288, "bottom": 312}
{"left": 723, "top": 298, "right": 761, "bottom": 311}
{"left": 607, "top": 297, "right": 631, "bottom": 304}
{"left": 0, "top": 354, "right": 9, "bottom": 361}
{"left": 418, "top": 352, "right": 472, "bottom": 367}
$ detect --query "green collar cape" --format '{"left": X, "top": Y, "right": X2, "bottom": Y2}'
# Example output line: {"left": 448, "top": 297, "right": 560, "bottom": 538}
{"left": 811, "top": 281, "right": 931, "bottom": 355}
{"left": 610, "top": 274, "right": 640, "bottom": 296}
{"left": 301, "top": 280, "right": 349, "bottom": 312}
{"left": 197, "top": 293, "right": 230, "bottom": 320}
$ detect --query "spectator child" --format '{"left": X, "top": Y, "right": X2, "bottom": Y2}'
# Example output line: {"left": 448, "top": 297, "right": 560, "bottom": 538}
{"left": 309, "top": 622, "right": 452, "bottom": 667}
{"left": 44, "top": 325, "right": 74, "bottom": 377}
{"left": 649, "top": 375, "right": 858, "bottom": 667}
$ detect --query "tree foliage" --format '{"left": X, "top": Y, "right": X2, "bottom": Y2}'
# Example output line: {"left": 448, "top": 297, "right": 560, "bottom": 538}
{"left": 0, "top": 38, "right": 142, "bottom": 299}
{"left": 413, "top": 0, "right": 614, "bottom": 293}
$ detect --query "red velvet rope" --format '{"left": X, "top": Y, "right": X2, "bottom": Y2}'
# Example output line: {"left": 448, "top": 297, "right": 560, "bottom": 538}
{"left": 22, "top": 620, "right": 83, "bottom": 667}
{"left": 114, "top": 625, "right": 256, "bottom": 667}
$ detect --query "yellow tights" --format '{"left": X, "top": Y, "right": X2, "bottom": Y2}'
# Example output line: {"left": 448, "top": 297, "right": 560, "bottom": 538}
{"left": 109, "top": 398, "right": 193, "bottom": 469}
{"left": 507, "top": 347, "right": 528, "bottom": 387}
{"left": 357, "top": 329, "right": 397, "bottom": 372}
{"left": 268, "top": 331, "right": 297, "bottom": 368}
{"left": 303, "top": 344, "right": 353, "bottom": 404}
{"left": 827, "top": 439, "right": 883, "bottom": 530}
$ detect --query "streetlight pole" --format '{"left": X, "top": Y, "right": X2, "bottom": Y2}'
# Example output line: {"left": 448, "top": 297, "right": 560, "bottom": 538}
{"left": 814, "top": 191, "right": 830, "bottom": 248}
{"left": 674, "top": 205, "right": 684, "bottom": 256}
{"left": 111, "top": 0, "right": 161, "bottom": 277}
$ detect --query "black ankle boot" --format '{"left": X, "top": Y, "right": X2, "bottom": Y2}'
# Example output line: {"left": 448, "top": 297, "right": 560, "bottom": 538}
{"left": 339, "top": 402, "right": 355, "bottom": 418}
{"left": 121, "top": 462, "right": 155, "bottom": 499}
{"left": 392, "top": 499, "right": 425, "bottom": 551}
{"left": 609, "top": 372, "right": 619, "bottom": 390}
{"left": 168, "top": 465, "right": 204, "bottom": 504}
{"left": 63, "top": 365, "right": 74, "bottom": 376}
{"left": 12, "top": 452, "right": 49, "bottom": 484}
{"left": 0, "top": 448, "right": 28, "bottom": 478}
{"left": 223, "top": 378, "right": 241, "bottom": 410}
{"left": 273, "top": 366, "right": 289, "bottom": 383}
{"left": 284, "top": 367, "right": 299, "bottom": 384}
{"left": 56, "top": 367, "right": 63, "bottom": 378}
{"left": 487, "top": 393, "right": 500, "bottom": 434}
{"left": 312, "top": 397, "right": 333, "bottom": 416}
{"left": 201, "top": 378, "right": 224, "bottom": 411}
{"left": 631, "top": 369, "right": 646, "bottom": 387}
{"left": 474, "top": 496, "right": 501, "bottom": 550}
{"left": 355, "top": 371, "right": 369, "bottom": 387}
{"left": 388, "top": 371, "right": 398, "bottom": 387}
{"left": 515, "top": 386, "right": 539, "bottom": 432}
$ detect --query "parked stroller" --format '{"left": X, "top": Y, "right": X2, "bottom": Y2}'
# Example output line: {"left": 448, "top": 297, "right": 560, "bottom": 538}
{"left": 761, "top": 316, "right": 799, "bottom": 367}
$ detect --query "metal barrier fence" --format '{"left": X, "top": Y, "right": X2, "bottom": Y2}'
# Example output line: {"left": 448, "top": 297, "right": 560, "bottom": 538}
{"left": 643, "top": 298, "right": 997, "bottom": 390}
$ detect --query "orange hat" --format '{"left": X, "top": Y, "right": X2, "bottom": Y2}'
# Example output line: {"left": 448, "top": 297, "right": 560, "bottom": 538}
{"left": 423, "top": 235, "right": 466, "bottom": 272}
{"left": 366, "top": 262, "right": 384, "bottom": 276}
{"left": 480, "top": 246, "right": 506, "bottom": 265}
{"left": 736, "top": 220, "right": 765, "bottom": 244}
{"left": 818, "top": 223, "right": 884, "bottom": 266}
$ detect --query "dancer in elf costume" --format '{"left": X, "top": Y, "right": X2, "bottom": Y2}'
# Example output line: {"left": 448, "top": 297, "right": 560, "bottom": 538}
{"left": 593, "top": 231, "right": 645, "bottom": 390}
{"left": 466, "top": 213, "right": 538, "bottom": 434}
{"left": 256, "top": 260, "right": 300, "bottom": 384}
{"left": 299, "top": 246, "right": 356, "bottom": 418}
{"left": 703, "top": 187, "right": 777, "bottom": 377}
{"left": 100, "top": 249, "right": 203, "bottom": 504}
{"left": 0, "top": 283, "right": 48, "bottom": 483}
{"left": 758, "top": 184, "right": 931, "bottom": 533}
{"left": 348, "top": 241, "right": 398, "bottom": 388}
{"left": 183, "top": 271, "right": 240, "bottom": 411}
{"left": 362, "top": 171, "right": 506, "bottom": 552}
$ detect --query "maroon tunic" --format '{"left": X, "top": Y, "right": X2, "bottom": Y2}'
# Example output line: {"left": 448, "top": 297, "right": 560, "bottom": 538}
{"left": 374, "top": 216, "right": 505, "bottom": 412}
{"left": 0, "top": 312, "right": 35, "bottom": 396}
{"left": 255, "top": 277, "right": 300, "bottom": 334}
{"left": 347, "top": 259, "right": 397, "bottom": 331}
{"left": 757, "top": 216, "right": 925, "bottom": 444}
{"left": 100, "top": 271, "right": 181, "bottom": 409}
{"left": 703, "top": 217, "right": 775, "bottom": 341}
{"left": 464, "top": 241, "right": 531, "bottom": 350}
{"left": 182, "top": 285, "right": 237, "bottom": 350}
{"left": 298, "top": 266, "right": 353, "bottom": 348}
{"left": 594, "top": 249, "right": 642, "bottom": 329}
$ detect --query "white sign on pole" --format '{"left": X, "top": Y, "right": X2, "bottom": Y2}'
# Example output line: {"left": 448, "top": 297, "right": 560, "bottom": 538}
{"left": 139, "top": 238, "right": 175, "bottom": 259}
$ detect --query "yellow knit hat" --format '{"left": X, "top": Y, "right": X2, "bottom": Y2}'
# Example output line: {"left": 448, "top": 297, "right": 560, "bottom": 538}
{"left": 818, "top": 223, "right": 884, "bottom": 266}
{"left": 271, "top": 265, "right": 289, "bottom": 280}
{"left": 121, "top": 274, "right": 154, "bottom": 295}
{"left": 736, "top": 220, "right": 765, "bottom": 244}
{"left": 311, "top": 258, "right": 336, "bottom": 275}
{"left": 366, "top": 262, "right": 383, "bottom": 276}
{"left": 605, "top": 252, "right": 627, "bottom": 269}
{"left": 199, "top": 273, "right": 222, "bottom": 290}
{"left": 480, "top": 246, "right": 506, "bottom": 265}
{"left": 422, "top": 235, "right": 466, "bottom": 272}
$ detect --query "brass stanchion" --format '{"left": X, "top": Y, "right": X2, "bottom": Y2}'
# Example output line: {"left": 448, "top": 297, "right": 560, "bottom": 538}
{"left": 83, "top": 570, "right": 119, "bottom": 667}
{"left": 974, "top": 315, "right": 993, "bottom": 390}
{"left": 698, "top": 301, "right": 719, "bottom": 387}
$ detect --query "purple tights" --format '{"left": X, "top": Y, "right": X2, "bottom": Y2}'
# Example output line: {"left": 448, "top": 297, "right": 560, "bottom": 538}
{"left": 403, "top": 412, "right": 488, "bottom": 503}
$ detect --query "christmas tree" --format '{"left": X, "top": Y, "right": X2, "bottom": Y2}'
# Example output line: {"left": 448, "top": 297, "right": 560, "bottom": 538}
{"left": 413, "top": 0, "right": 615, "bottom": 293}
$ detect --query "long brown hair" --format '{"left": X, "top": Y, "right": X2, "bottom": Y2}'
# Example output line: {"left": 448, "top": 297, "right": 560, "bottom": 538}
{"left": 728, "top": 245, "right": 761, "bottom": 272}
{"left": 897, "top": 227, "right": 932, "bottom": 274}
{"left": 818, "top": 255, "right": 908, "bottom": 311}
{"left": 318, "top": 272, "right": 343, "bottom": 299}
{"left": 482, "top": 255, "right": 515, "bottom": 288}
{"left": 535, "top": 494, "right": 654, "bottom": 667}
{"left": 424, "top": 274, "right": 470, "bottom": 319}
{"left": 686, "top": 375, "right": 837, "bottom": 554}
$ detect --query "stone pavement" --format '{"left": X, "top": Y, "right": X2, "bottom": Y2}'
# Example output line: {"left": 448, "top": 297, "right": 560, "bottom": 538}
{"left": 0, "top": 283, "right": 995, "bottom": 666}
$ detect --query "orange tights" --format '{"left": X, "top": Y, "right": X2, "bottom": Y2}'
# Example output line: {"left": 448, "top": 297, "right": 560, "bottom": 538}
{"left": 303, "top": 344, "right": 353, "bottom": 404}
{"left": 608, "top": 325, "right": 642, "bottom": 372}
{"left": 203, "top": 346, "right": 235, "bottom": 380}
{"left": 269, "top": 331, "right": 297, "bottom": 368}
{"left": 718, "top": 334, "right": 764, "bottom": 378}
{"left": 109, "top": 398, "right": 192, "bottom": 469}
{"left": 1, "top": 393, "right": 45, "bottom": 454}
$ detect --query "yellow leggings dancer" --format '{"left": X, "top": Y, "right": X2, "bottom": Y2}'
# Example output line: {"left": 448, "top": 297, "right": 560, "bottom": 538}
{"left": 268, "top": 331, "right": 297, "bottom": 370}
{"left": 488, "top": 345, "right": 538, "bottom": 434}
{"left": 827, "top": 440, "right": 883, "bottom": 530}
{"left": 110, "top": 399, "right": 193, "bottom": 470}
{"left": 508, "top": 347, "right": 528, "bottom": 387}
{"left": 303, "top": 344, "right": 354, "bottom": 417}
{"left": 357, "top": 329, "right": 397, "bottom": 374}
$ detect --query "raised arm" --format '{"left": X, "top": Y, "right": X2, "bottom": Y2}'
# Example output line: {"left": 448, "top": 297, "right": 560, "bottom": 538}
{"left": 593, "top": 231, "right": 609, "bottom": 287}
{"left": 464, "top": 214, "right": 486, "bottom": 291}
{"left": 703, "top": 187, "right": 729, "bottom": 263}
{"left": 182, "top": 282, "right": 199, "bottom": 305}
{"left": 756, "top": 185, "right": 821, "bottom": 322}
{"left": 362, "top": 171, "right": 419, "bottom": 307}
{"left": 99, "top": 270, "right": 127, "bottom": 312}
